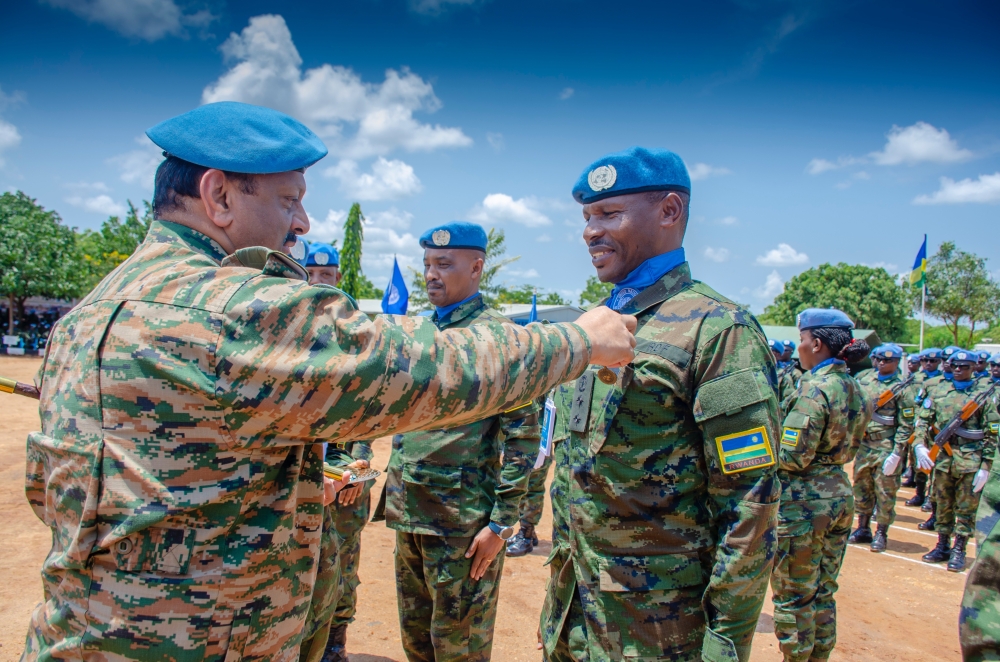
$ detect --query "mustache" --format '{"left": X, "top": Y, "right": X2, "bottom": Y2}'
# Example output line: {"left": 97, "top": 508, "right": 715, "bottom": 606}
{"left": 588, "top": 239, "right": 615, "bottom": 250}
{"left": 284, "top": 232, "right": 297, "bottom": 245}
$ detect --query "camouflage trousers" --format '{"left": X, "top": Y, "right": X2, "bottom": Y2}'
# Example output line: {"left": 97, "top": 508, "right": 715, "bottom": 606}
{"left": 300, "top": 506, "right": 343, "bottom": 662}
{"left": 330, "top": 528, "right": 363, "bottom": 628}
{"left": 932, "top": 461, "right": 982, "bottom": 538}
{"left": 852, "top": 445, "right": 902, "bottom": 526}
{"left": 962, "top": 468, "right": 1000, "bottom": 661}
{"left": 395, "top": 531, "right": 505, "bottom": 662}
{"left": 519, "top": 451, "right": 554, "bottom": 527}
{"left": 771, "top": 496, "right": 853, "bottom": 662}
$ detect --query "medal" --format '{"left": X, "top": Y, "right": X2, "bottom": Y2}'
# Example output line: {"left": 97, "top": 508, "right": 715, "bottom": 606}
{"left": 323, "top": 463, "right": 381, "bottom": 484}
{"left": 597, "top": 367, "right": 618, "bottom": 385}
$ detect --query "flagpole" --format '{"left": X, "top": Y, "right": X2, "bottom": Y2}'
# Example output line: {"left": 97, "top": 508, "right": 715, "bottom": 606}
{"left": 919, "top": 234, "right": 926, "bottom": 351}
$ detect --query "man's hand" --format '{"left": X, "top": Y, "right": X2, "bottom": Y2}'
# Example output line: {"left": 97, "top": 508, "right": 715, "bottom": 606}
{"left": 915, "top": 444, "right": 934, "bottom": 472}
{"left": 465, "top": 525, "right": 506, "bottom": 581}
{"left": 337, "top": 460, "right": 370, "bottom": 506}
{"left": 882, "top": 453, "right": 901, "bottom": 476}
{"left": 974, "top": 468, "right": 989, "bottom": 494}
{"left": 575, "top": 307, "right": 637, "bottom": 368}
{"left": 323, "top": 472, "right": 353, "bottom": 506}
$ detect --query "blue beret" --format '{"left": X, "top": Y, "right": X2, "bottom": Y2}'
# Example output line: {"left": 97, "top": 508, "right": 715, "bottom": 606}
{"left": 975, "top": 350, "right": 990, "bottom": 361}
{"left": 797, "top": 307, "right": 854, "bottom": 331}
{"left": 943, "top": 345, "right": 961, "bottom": 357}
{"left": 289, "top": 236, "right": 309, "bottom": 263}
{"left": 146, "top": 102, "right": 328, "bottom": 174}
{"left": 572, "top": 147, "right": 690, "bottom": 204}
{"left": 419, "top": 222, "right": 487, "bottom": 251}
{"left": 782, "top": 340, "right": 796, "bottom": 350}
{"left": 990, "top": 353, "right": 1000, "bottom": 365}
{"left": 921, "top": 348, "right": 943, "bottom": 360}
{"left": 874, "top": 344, "right": 902, "bottom": 359}
{"left": 306, "top": 242, "right": 339, "bottom": 267}
{"left": 769, "top": 340, "right": 784, "bottom": 354}
{"left": 951, "top": 349, "right": 976, "bottom": 364}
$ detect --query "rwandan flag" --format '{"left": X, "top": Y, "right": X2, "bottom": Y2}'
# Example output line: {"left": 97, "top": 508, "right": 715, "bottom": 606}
{"left": 910, "top": 235, "right": 927, "bottom": 286}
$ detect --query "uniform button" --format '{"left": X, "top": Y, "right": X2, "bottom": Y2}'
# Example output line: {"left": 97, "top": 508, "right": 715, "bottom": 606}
{"left": 116, "top": 538, "right": 134, "bottom": 555}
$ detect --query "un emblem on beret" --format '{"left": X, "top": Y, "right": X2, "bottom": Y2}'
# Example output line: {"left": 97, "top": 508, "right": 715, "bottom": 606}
{"left": 432, "top": 230, "right": 451, "bottom": 246}
{"left": 588, "top": 165, "right": 617, "bottom": 192}
{"left": 884, "top": 350, "right": 892, "bottom": 358}
{"left": 315, "top": 252, "right": 329, "bottom": 266}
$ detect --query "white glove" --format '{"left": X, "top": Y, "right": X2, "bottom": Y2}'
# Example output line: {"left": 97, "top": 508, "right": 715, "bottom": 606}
{"left": 915, "top": 445, "right": 934, "bottom": 472}
{"left": 973, "top": 468, "right": 990, "bottom": 494}
{"left": 882, "top": 453, "right": 901, "bottom": 476}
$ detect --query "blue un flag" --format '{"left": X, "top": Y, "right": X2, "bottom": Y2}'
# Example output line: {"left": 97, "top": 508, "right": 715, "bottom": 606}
{"left": 382, "top": 257, "right": 409, "bottom": 315}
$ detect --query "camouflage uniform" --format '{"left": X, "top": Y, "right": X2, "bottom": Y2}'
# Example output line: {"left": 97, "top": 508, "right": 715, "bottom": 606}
{"left": 771, "top": 360, "right": 871, "bottom": 662}
{"left": 777, "top": 363, "right": 802, "bottom": 415}
{"left": 852, "top": 371, "right": 912, "bottom": 527}
{"left": 962, "top": 438, "right": 1000, "bottom": 661}
{"left": 913, "top": 380, "right": 999, "bottom": 539}
{"left": 518, "top": 452, "right": 554, "bottom": 531}
{"left": 21, "top": 221, "right": 592, "bottom": 661}
{"left": 330, "top": 442, "right": 374, "bottom": 630}
{"left": 541, "top": 264, "right": 782, "bottom": 662}
{"left": 372, "top": 294, "right": 542, "bottom": 662}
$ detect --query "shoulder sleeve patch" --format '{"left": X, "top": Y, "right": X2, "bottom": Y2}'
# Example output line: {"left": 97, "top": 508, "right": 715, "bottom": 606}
{"left": 693, "top": 368, "right": 767, "bottom": 423}
{"left": 782, "top": 411, "right": 811, "bottom": 430}
{"left": 990, "top": 422, "right": 999, "bottom": 435}
{"left": 781, "top": 428, "right": 801, "bottom": 447}
{"left": 902, "top": 408, "right": 914, "bottom": 418}
{"left": 715, "top": 426, "right": 775, "bottom": 474}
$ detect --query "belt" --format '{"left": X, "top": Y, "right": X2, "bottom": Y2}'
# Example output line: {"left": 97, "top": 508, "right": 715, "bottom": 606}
{"left": 871, "top": 412, "right": 896, "bottom": 426}
{"left": 864, "top": 428, "right": 895, "bottom": 443}
{"left": 954, "top": 428, "right": 985, "bottom": 441}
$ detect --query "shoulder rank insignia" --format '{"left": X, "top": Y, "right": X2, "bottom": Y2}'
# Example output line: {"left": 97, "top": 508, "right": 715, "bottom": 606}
{"left": 715, "top": 427, "right": 775, "bottom": 474}
{"left": 781, "top": 428, "right": 801, "bottom": 447}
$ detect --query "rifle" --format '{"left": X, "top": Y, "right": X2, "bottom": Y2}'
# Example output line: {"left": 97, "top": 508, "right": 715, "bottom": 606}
{"left": 874, "top": 373, "right": 916, "bottom": 409}
{"left": 922, "top": 382, "right": 999, "bottom": 472}
{"left": 0, "top": 376, "right": 40, "bottom": 400}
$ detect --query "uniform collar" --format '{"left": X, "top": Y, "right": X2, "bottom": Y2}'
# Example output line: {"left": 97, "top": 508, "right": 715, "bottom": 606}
{"left": 922, "top": 369, "right": 941, "bottom": 379}
{"left": 434, "top": 293, "right": 484, "bottom": 327}
{"left": 607, "top": 248, "right": 686, "bottom": 311}
{"left": 944, "top": 372, "right": 954, "bottom": 381}
{"left": 612, "top": 261, "right": 695, "bottom": 317}
{"left": 953, "top": 379, "right": 975, "bottom": 391}
{"left": 811, "top": 358, "right": 846, "bottom": 374}
{"left": 876, "top": 371, "right": 898, "bottom": 382}
{"left": 148, "top": 220, "right": 229, "bottom": 263}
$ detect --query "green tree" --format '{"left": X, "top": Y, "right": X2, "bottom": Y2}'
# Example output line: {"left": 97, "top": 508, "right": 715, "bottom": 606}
{"left": 495, "top": 284, "right": 567, "bottom": 305}
{"left": 0, "top": 191, "right": 86, "bottom": 333}
{"left": 354, "top": 274, "right": 384, "bottom": 300}
{"left": 579, "top": 275, "right": 612, "bottom": 308}
{"left": 339, "top": 203, "right": 365, "bottom": 300}
{"left": 912, "top": 241, "right": 1000, "bottom": 346}
{"left": 759, "top": 263, "right": 909, "bottom": 340}
{"left": 78, "top": 201, "right": 152, "bottom": 289}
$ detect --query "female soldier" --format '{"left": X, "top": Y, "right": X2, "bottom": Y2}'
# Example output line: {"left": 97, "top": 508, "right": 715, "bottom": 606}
{"left": 771, "top": 309, "right": 873, "bottom": 662}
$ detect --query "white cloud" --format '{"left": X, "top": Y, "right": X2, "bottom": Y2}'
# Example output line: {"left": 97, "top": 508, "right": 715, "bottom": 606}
{"left": 305, "top": 208, "right": 422, "bottom": 282}
{"left": 703, "top": 247, "right": 730, "bottom": 263}
{"left": 409, "top": 0, "right": 480, "bottom": 15}
{"left": 559, "top": 87, "right": 574, "bottom": 100}
{"left": 306, "top": 209, "right": 347, "bottom": 243}
{"left": 368, "top": 207, "right": 414, "bottom": 230}
{"left": 203, "top": 15, "right": 471, "bottom": 160}
{"left": 688, "top": 163, "right": 732, "bottom": 181}
{"left": 754, "top": 270, "right": 785, "bottom": 300}
{"left": 506, "top": 268, "right": 540, "bottom": 279}
{"left": 325, "top": 158, "right": 423, "bottom": 201}
{"left": 468, "top": 193, "right": 552, "bottom": 228}
{"left": 0, "top": 85, "right": 22, "bottom": 167}
{"left": 41, "top": 0, "right": 215, "bottom": 41}
{"left": 718, "top": 215, "right": 739, "bottom": 226}
{"left": 67, "top": 193, "right": 126, "bottom": 216}
{"left": 913, "top": 173, "right": 1000, "bottom": 205}
{"left": 109, "top": 135, "right": 162, "bottom": 190}
{"left": 536, "top": 234, "right": 552, "bottom": 243}
{"left": 755, "top": 243, "right": 808, "bottom": 267}
{"left": 486, "top": 132, "right": 504, "bottom": 151}
{"left": 805, "top": 156, "right": 864, "bottom": 175}
{"left": 870, "top": 122, "right": 973, "bottom": 166}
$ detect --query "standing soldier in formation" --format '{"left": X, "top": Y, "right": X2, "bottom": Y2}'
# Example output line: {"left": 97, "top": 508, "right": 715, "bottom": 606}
{"left": 905, "top": 348, "right": 944, "bottom": 514}
{"left": 847, "top": 344, "right": 912, "bottom": 552}
{"left": 540, "top": 147, "right": 781, "bottom": 662}
{"left": 20, "top": 102, "right": 638, "bottom": 661}
{"left": 372, "top": 222, "right": 545, "bottom": 662}
{"left": 975, "top": 350, "right": 992, "bottom": 381}
{"left": 506, "top": 415, "right": 553, "bottom": 557}
{"left": 990, "top": 353, "right": 1000, "bottom": 384}
{"left": 771, "top": 308, "right": 872, "bottom": 662}
{"left": 913, "top": 349, "right": 998, "bottom": 572}
{"left": 772, "top": 340, "right": 796, "bottom": 414}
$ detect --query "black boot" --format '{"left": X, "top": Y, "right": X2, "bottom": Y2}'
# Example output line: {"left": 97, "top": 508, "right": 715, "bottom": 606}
{"left": 948, "top": 535, "right": 968, "bottom": 572}
{"left": 921, "top": 496, "right": 933, "bottom": 512}
{"left": 321, "top": 624, "right": 348, "bottom": 662}
{"left": 848, "top": 514, "right": 873, "bottom": 544}
{"left": 905, "top": 481, "right": 926, "bottom": 507}
{"left": 901, "top": 469, "right": 916, "bottom": 488}
{"left": 922, "top": 534, "right": 951, "bottom": 563}
{"left": 506, "top": 523, "right": 536, "bottom": 558}
{"left": 918, "top": 512, "right": 937, "bottom": 531}
{"left": 870, "top": 524, "right": 889, "bottom": 553}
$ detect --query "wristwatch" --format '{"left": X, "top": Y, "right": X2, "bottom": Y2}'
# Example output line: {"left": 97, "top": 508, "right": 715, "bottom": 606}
{"left": 488, "top": 521, "right": 516, "bottom": 540}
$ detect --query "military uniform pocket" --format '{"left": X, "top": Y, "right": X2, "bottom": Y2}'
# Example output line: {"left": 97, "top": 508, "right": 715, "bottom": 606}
{"left": 702, "top": 626, "right": 740, "bottom": 662}
{"left": 597, "top": 553, "right": 704, "bottom": 592}
{"left": 112, "top": 527, "right": 197, "bottom": 575}
{"left": 401, "top": 462, "right": 463, "bottom": 526}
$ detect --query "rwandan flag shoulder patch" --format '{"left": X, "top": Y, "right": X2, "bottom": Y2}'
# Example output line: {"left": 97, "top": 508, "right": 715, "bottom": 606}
{"left": 782, "top": 428, "right": 801, "bottom": 447}
{"left": 715, "top": 427, "right": 775, "bottom": 475}
{"left": 991, "top": 422, "right": 999, "bottom": 435}
{"left": 902, "top": 408, "right": 914, "bottom": 418}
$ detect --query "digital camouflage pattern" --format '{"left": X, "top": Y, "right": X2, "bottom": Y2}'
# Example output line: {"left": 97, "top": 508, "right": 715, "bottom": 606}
{"left": 300, "top": 507, "right": 341, "bottom": 662}
{"left": 330, "top": 441, "right": 374, "bottom": 630}
{"left": 21, "top": 221, "right": 592, "bottom": 661}
{"left": 777, "top": 363, "right": 802, "bottom": 415}
{"left": 519, "top": 451, "right": 553, "bottom": 528}
{"left": 852, "top": 371, "right": 912, "bottom": 526}
{"left": 772, "top": 360, "right": 871, "bottom": 662}
{"left": 372, "top": 294, "right": 542, "bottom": 661}
{"left": 541, "top": 264, "right": 781, "bottom": 662}
{"left": 962, "top": 459, "right": 1000, "bottom": 660}
{"left": 914, "top": 379, "right": 999, "bottom": 538}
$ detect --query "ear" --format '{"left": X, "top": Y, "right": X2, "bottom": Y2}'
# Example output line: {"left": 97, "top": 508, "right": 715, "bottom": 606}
{"left": 199, "top": 169, "right": 236, "bottom": 230}
{"left": 471, "top": 255, "right": 485, "bottom": 278}
{"left": 659, "top": 192, "right": 686, "bottom": 229}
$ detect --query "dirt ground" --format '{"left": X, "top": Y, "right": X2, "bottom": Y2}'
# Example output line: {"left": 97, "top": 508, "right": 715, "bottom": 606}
{"left": 0, "top": 355, "right": 966, "bottom": 661}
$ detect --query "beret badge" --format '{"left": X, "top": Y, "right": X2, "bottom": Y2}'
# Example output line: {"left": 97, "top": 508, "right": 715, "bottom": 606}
{"left": 432, "top": 229, "right": 451, "bottom": 246}
{"left": 315, "top": 252, "right": 329, "bottom": 266}
{"left": 588, "top": 165, "right": 617, "bottom": 192}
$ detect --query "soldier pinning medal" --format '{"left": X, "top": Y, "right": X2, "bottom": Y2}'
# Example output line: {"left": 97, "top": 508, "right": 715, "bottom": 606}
{"left": 18, "top": 102, "right": 639, "bottom": 661}
{"left": 539, "top": 147, "right": 781, "bottom": 662}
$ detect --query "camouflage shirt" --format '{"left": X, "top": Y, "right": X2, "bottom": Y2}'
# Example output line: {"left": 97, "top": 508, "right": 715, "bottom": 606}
{"left": 373, "top": 294, "right": 541, "bottom": 536}
{"left": 855, "top": 371, "right": 912, "bottom": 456}
{"left": 779, "top": 361, "right": 872, "bottom": 501}
{"left": 22, "top": 221, "right": 592, "bottom": 661}
{"left": 914, "top": 380, "right": 999, "bottom": 474}
{"left": 550, "top": 264, "right": 782, "bottom": 662}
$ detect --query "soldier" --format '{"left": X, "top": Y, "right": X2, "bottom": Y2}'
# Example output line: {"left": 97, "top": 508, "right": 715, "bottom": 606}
{"left": 771, "top": 308, "right": 872, "bottom": 662}
{"left": 20, "top": 102, "right": 638, "bottom": 660}
{"left": 976, "top": 350, "right": 991, "bottom": 381}
{"left": 506, "top": 430, "right": 552, "bottom": 558}
{"left": 304, "top": 241, "right": 342, "bottom": 287}
{"left": 907, "top": 352, "right": 921, "bottom": 376}
{"left": 991, "top": 353, "right": 1000, "bottom": 384}
{"left": 371, "top": 222, "right": 545, "bottom": 662}
{"left": 914, "top": 349, "right": 999, "bottom": 571}
{"left": 773, "top": 341, "right": 799, "bottom": 415}
{"left": 905, "top": 348, "right": 945, "bottom": 515}
{"left": 848, "top": 344, "right": 912, "bottom": 552}
{"left": 540, "top": 147, "right": 781, "bottom": 662}
{"left": 900, "top": 351, "right": 927, "bottom": 488}
{"left": 943, "top": 345, "right": 961, "bottom": 382}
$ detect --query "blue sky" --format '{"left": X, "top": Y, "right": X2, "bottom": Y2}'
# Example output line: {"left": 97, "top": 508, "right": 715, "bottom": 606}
{"left": 1, "top": 0, "right": 998, "bottom": 310}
